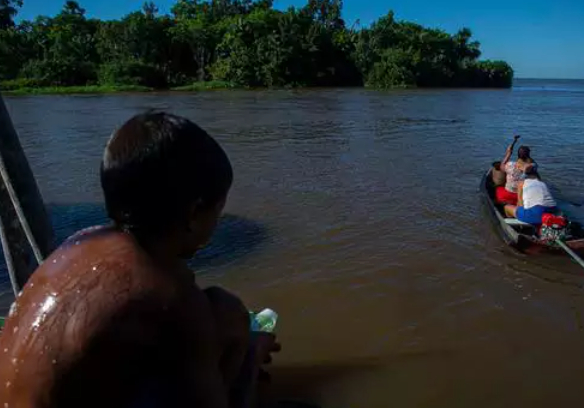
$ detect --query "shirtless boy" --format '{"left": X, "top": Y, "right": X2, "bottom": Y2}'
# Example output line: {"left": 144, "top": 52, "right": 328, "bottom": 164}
{"left": 0, "top": 111, "right": 278, "bottom": 408}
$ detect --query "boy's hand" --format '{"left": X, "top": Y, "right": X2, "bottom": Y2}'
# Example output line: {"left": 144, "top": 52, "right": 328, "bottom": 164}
{"left": 251, "top": 332, "right": 280, "bottom": 385}
{"left": 251, "top": 332, "right": 281, "bottom": 366}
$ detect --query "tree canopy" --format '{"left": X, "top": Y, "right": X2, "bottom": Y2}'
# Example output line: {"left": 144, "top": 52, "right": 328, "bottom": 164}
{"left": 0, "top": 0, "right": 514, "bottom": 90}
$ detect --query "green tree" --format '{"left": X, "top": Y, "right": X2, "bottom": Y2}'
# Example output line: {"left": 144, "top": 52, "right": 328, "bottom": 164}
{"left": 96, "top": 2, "right": 174, "bottom": 87}
{"left": 14, "top": 1, "right": 100, "bottom": 86}
{"left": 302, "top": 0, "right": 344, "bottom": 30}
{"left": 0, "top": 0, "right": 23, "bottom": 79}
{"left": 170, "top": 1, "right": 217, "bottom": 81}
{"left": 0, "top": 0, "right": 514, "bottom": 90}
{"left": 0, "top": 0, "right": 22, "bottom": 29}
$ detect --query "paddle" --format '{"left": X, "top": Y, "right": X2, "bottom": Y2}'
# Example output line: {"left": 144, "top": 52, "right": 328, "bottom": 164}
{"left": 498, "top": 134, "right": 520, "bottom": 172}
{"left": 511, "top": 134, "right": 521, "bottom": 148}
{"left": 503, "top": 134, "right": 520, "bottom": 161}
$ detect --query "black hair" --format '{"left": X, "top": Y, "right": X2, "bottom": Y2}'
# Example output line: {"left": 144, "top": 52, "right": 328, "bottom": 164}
{"left": 524, "top": 164, "right": 538, "bottom": 177}
{"left": 518, "top": 145, "right": 531, "bottom": 161}
{"left": 100, "top": 111, "right": 233, "bottom": 235}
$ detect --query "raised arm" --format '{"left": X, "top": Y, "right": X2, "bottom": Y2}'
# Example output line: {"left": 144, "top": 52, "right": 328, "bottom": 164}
{"left": 502, "top": 135, "right": 521, "bottom": 165}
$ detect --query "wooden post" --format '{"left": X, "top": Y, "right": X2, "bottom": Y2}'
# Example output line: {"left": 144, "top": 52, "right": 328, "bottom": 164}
{"left": 0, "top": 93, "right": 54, "bottom": 293}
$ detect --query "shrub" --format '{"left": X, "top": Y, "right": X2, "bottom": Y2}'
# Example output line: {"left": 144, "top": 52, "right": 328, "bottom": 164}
{"left": 98, "top": 60, "right": 167, "bottom": 88}
{"left": 19, "top": 59, "right": 97, "bottom": 86}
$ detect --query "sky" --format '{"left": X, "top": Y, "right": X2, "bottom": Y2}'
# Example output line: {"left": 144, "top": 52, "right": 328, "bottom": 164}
{"left": 14, "top": 0, "right": 584, "bottom": 79}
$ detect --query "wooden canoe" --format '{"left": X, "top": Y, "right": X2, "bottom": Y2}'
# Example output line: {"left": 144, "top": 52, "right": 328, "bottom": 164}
{"left": 481, "top": 169, "right": 584, "bottom": 255}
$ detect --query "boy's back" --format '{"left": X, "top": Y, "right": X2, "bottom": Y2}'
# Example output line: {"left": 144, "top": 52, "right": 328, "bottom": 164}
{"left": 0, "top": 228, "right": 219, "bottom": 408}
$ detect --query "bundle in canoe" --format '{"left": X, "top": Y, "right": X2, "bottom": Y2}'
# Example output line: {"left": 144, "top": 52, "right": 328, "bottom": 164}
{"left": 481, "top": 169, "right": 584, "bottom": 255}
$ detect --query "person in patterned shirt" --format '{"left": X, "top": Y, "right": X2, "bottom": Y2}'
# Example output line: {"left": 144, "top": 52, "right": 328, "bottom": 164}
{"left": 495, "top": 136, "right": 536, "bottom": 205}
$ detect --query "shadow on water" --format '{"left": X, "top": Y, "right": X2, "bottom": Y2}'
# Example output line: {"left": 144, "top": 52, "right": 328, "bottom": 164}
{"left": 265, "top": 361, "right": 381, "bottom": 404}
{"left": 262, "top": 351, "right": 450, "bottom": 408}
{"left": 191, "top": 213, "right": 268, "bottom": 270}
{"left": 46, "top": 203, "right": 269, "bottom": 269}
{"left": 0, "top": 202, "right": 267, "bottom": 312}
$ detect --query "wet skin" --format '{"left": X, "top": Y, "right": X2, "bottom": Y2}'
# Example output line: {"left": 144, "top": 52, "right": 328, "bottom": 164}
{"left": 0, "top": 226, "right": 245, "bottom": 408}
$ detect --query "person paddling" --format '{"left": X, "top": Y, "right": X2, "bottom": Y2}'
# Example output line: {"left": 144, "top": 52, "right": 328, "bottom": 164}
{"left": 0, "top": 111, "right": 279, "bottom": 408}
{"left": 504, "top": 164, "right": 557, "bottom": 225}
{"left": 495, "top": 135, "right": 536, "bottom": 205}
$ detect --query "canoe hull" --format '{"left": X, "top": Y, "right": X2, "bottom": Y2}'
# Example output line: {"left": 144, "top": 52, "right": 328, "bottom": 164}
{"left": 480, "top": 170, "right": 584, "bottom": 256}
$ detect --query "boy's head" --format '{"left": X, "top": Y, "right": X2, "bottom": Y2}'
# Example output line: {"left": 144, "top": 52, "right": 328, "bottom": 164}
{"left": 523, "top": 163, "right": 539, "bottom": 178}
{"left": 101, "top": 111, "right": 233, "bottom": 256}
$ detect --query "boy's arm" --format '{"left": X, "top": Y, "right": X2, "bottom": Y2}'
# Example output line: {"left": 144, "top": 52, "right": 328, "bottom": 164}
{"left": 175, "top": 288, "right": 232, "bottom": 408}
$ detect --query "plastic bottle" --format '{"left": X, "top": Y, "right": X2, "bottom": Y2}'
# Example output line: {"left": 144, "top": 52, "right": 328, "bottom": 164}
{"left": 249, "top": 308, "right": 278, "bottom": 333}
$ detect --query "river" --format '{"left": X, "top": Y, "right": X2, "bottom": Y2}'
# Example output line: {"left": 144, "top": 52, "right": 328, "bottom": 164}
{"left": 2, "top": 78, "right": 584, "bottom": 407}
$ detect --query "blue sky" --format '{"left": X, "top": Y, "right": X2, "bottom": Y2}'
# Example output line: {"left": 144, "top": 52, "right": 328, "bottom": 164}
{"left": 15, "top": 0, "right": 584, "bottom": 79}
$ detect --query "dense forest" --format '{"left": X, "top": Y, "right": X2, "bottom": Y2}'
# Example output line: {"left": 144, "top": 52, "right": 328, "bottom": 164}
{"left": 0, "top": 0, "right": 514, "bottom": 91}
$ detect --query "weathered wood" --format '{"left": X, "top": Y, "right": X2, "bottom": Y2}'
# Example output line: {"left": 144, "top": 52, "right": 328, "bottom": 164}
{"left": 0, "top": 93, "right": 54, "bottom": 292}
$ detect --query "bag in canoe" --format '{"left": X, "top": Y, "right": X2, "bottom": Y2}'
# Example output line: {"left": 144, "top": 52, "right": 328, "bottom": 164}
{"left": 540, "top": 213, "right": 568, "bottom": 242}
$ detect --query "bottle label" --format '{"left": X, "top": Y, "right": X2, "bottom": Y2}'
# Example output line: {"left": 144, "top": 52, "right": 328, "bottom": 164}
{"left": 249, "top": 308, "right": 278, "bottom": 332}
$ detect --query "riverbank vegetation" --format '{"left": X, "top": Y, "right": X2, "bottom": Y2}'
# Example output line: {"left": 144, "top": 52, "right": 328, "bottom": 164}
{"left": 0, "top": 0, "right": 514, "bottom": 94}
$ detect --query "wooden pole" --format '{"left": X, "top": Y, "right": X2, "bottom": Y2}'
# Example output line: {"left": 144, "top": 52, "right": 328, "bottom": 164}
{"left": 0, "top": 92, "right": 54, "bottom": 293}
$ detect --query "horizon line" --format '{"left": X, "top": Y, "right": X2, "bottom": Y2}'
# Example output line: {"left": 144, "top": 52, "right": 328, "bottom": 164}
{"left": 515, "top": 77, "right": 584, "bottom": 81}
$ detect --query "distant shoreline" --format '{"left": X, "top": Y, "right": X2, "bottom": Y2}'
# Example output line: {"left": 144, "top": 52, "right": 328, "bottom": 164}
{"left": 515, "top": 77, "right": 584, "bottom": 81}
{"left": 6, "top": 78, "right": 583, "bottom": 97}
{"left": 2, "top": 82, "right": 519, "bottom": 97}
{"left": 4, "top": 79, "right": 576, "bottom": 97}
{"left": 1, "top": 81, "right": 236, "bottom": 96}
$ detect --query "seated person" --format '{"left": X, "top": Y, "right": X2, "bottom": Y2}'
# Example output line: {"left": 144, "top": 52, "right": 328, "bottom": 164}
{"left": 504, "top": 164, "right": 557, "bottom": 225}
{"left": 491, "top": 161, "right": 507, "bottom": 187}
{"left": 495, "top": 136, "right": 536, "bottom": 205}
{"left": 0, "top": 111, "right": 279, "bottom": 408}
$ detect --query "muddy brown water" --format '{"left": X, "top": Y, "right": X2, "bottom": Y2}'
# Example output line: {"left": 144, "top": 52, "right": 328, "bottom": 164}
{"left": 2, "top": 79, "right": 584, "bottom": 407}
